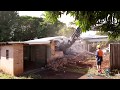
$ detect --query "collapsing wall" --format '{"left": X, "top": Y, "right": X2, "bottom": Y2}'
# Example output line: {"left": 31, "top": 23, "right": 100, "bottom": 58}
{"left": 47, "top": 27, "right": 95, "bottom": 71}
{"left": 54, "top": 27, "right": 81, "bottom": 54}
{"left": 47, "top": 39, "right": 95, "bottom": 71}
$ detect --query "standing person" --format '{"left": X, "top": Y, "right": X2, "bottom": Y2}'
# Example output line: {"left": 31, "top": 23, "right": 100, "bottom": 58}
{"left": 96, "top": 45, "right": 103, "bottom": 73}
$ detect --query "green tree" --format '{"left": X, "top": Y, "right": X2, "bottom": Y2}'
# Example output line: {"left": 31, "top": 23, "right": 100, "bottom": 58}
{"left": 12, "top": 15, "right": 66, "bottom": 41}
{"left": 57, "top": 26, "right": 75, "bottom": 37}
{"left": 0, "top": 11, "right": 18, "bottom": 41}
{"left": 0, "top": 11, "right": 68, "bottom": 42}
{"left": 46, "top": 20, "right": 66, "bottom": 37}
{"left": 44, "top": 11, "right": 120, "bottom": 39}
{"left": 12, "top": 16, "right": 44, "bottom": 41}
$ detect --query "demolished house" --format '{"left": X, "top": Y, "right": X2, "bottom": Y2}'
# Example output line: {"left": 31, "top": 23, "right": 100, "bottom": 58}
{"left": 0, "top": 27, "right": 96, "bottom": 76}
{"left": 0, "top": 36, "right": 65, "bottom": 76}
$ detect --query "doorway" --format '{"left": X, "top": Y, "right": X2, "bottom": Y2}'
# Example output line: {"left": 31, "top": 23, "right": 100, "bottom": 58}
{"left": 23, "top": 45, "right": 47, "bottom": 71}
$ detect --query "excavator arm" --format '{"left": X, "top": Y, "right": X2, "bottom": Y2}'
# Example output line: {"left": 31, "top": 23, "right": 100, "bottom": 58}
{"left": 71, "top": 27, "right": 81, "bottom": 41}
{"left": 59, "top": 27, "right": 82, "bottom": 54}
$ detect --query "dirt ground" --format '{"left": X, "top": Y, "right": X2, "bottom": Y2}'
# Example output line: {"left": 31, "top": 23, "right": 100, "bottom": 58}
{"left": 26, "top": 54, "right": 110, "bottom": 79}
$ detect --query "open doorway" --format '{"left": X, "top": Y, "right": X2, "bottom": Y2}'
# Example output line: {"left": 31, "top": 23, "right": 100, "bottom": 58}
{"left": 23, "top": 45, "right": 47, "bottom": 71}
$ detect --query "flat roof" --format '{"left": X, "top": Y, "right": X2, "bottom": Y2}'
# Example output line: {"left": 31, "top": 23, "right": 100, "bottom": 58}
{"left": 80, "top": 35, "right": 108, "bottom": 40}
{"left": 24, "top": 36, "right": 65, "bottom": 45}
{"left": 0, "top": 36, "right": 68, "bottom": 45}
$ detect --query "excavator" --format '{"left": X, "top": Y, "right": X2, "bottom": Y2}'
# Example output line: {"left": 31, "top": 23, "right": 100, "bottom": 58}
{"left": 55, "top": 27, "right": 82, "bottom": 54}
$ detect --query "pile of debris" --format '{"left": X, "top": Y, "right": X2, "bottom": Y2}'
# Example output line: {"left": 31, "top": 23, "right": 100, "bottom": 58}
{"left": 47, "top": 51, "right": 95, "bottom": 71}
{"left": 47, "top": 39, "right": 95, "bottom": 71}
{"left": 47, "top": 57, "right": 68, "bottom": 71}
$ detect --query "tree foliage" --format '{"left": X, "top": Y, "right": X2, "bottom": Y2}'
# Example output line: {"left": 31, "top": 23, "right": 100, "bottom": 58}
{"left": 57, "top": 26, "right": 75, "bottom": 37}
{"left": 0, "top": 11, "right": 18, "bottom": 41}
{"left": 12, "top": 16, "right": 66, "bottom": 41}
{"left": 44, "top": 11, "right": 120, "bottom": 39}
{"left": 12, "top": 16, "right": 44, "bottom": 41}
{"left": 0, "top": 11, "right": 66, "bottom": 42}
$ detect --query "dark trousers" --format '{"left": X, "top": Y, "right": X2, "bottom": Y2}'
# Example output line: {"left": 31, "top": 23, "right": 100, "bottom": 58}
{"left": 96, "top": 56, "right": 103, "bottom": 65}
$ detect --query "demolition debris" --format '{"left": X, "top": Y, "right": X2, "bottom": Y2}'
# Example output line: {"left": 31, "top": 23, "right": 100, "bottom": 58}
{"left": 47, "top": 39, "right": 95, "bottom": 71}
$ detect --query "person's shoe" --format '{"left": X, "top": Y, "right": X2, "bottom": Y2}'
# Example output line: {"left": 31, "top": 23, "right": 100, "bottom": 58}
{"left": 100, "top": 71, "right": 102, "bottom": 74}
{"left": 97, "top": 69, "right": 101, "bottom": 73}
{"left": 98, "top": 70, "right": 100, "bottom": 73}
{"left": 99, "top": 69, "right": 102, "bottom": 74}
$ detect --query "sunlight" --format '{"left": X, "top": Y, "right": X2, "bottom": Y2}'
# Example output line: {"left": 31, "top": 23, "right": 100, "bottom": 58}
{"left": 18, "top": 11, "right": 74, "bottom": 26}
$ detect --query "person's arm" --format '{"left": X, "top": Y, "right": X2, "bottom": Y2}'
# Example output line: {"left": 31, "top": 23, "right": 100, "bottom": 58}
{"left": 95, "top": 50, "right": 98, "bottom": 57}
{"left": 95, "top": 50, "right": 99, "bottom": 61}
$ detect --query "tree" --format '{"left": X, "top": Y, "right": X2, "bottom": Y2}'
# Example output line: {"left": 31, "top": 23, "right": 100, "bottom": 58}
{"left": 11, "top": 16, "right": 42, "bottom": 41}
{"left": 46, "top": 20, "right": 66, "bottom": 37}
{"left": 57, "top": 26, "right": 75, "bottom": 37}
{"left": 12, "top": 15, "right": 66, "bottom": 41}
{"left": 44, "top": 11, "right": 120, "bottom": 39}
{"left": 0, "top": 11, "right": 19, "bottom": 41}
{"left": 0, "top": 11, "right": 68, "bottom": 42}
{"left": 41, "top": 18, "right": 66, "bottom": 37}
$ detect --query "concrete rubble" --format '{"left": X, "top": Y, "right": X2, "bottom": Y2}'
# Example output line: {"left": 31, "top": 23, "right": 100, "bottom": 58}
{"left": 47, "top": 37, "right": 95, "bottom": 71}
{"left": 47, "top": 27, "right": 95, "bottom": 71}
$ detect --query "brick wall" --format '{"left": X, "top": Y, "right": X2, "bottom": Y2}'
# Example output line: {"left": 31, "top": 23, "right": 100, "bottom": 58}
{"left": 50, "top": 40, "right": 55, "bottom": 56}
{"left": 13, "top": 44, "right": 23, "bottom": 76}
{"left": 47, "top": 40, "right": 64, "bottom": 63}
{"left": 0, "top": 44, "right": 24, "bottom": 76}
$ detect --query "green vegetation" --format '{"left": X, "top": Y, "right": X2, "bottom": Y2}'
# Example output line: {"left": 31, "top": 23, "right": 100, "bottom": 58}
{"left": 1, "top": 11, "right": 120, "bottom": 41}
{"left": 44, "top": 11, "right": 120, "bottom": 39}
{"left": 57, "top": 27, "right": 75, "bottom": 37}
{"left": 0, "top": 11, "right": 75, "bottom": 42}
{"left": 0, "top": 11, "right": 18, "bottom": 41}
{"left": 1, "top": 11, "right": 120, "bottom": 42}
{"left": 0, "top": 71, "right": 43, "bottom": 79}
{"left": 0, "top": 72, "right": 32, "bottom": 79}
